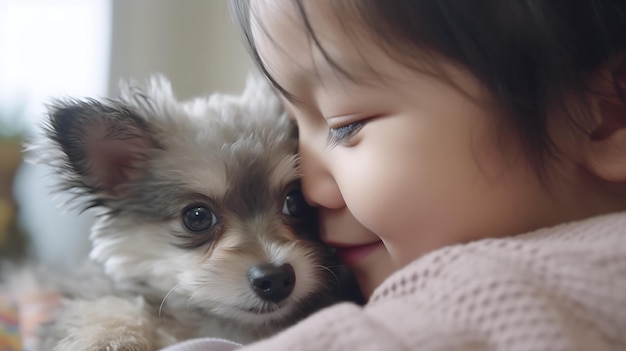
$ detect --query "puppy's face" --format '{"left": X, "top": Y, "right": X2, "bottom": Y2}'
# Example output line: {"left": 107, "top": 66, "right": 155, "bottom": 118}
{"left": 31, "top": 76, "right": 355, "bottom": 329}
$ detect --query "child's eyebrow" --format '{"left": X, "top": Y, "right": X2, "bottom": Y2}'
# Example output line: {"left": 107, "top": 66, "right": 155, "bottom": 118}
{"left": 270, "top": 81, "right": 308, "bottom": 109}
{"left": 271, "top": 58, "right": 373, "bottom": 109}
{"left": 279, "top": 90, "right": 313, "bottom": 112}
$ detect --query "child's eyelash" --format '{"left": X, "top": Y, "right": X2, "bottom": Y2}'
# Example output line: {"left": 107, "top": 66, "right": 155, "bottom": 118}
{"left": 326, "top": 122, "right": 363, "bottom": 148}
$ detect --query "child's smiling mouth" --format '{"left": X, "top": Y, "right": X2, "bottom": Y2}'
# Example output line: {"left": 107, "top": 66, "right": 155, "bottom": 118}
{"left": 330, "top": 241, "right": 384, "bottom": 266}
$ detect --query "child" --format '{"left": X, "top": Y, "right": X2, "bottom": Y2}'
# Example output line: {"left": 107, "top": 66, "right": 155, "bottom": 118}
{"left": 164, "top": 0, "right": 626, "bottom": 350}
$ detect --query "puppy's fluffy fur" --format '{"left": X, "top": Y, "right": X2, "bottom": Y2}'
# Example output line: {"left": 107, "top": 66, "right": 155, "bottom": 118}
{"left": 20, "top": 76, "right": 359, "bottom": 350}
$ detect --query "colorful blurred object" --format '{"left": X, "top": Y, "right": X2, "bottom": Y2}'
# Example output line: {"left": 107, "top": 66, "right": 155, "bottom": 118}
{"left": 0, "top": 103, "right": 30, "bottom": 350}
{"left": 0, "top": 293, "right": 21, "bottom": 351}
{"left": 0, "top": 123, "right": 29, "bottom": 261}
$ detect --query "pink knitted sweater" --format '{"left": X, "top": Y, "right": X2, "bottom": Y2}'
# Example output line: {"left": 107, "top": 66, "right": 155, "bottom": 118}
{"left": 163, "top": 211, "right": 626, "bottom": 351}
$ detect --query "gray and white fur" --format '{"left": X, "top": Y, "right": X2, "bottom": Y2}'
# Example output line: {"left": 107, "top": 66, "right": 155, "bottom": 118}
{"left": 21, "top": 75, "right": 360, "bottom": 350}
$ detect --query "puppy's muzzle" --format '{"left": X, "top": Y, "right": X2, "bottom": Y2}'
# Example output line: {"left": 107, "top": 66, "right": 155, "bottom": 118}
{"left": 247, "top": 263, "right": 295, "bottom": 303}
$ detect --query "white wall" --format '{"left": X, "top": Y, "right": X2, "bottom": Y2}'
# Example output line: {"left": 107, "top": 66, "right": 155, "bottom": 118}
{"left": 108, "top": 0, "right": 254, "bottom": 99}
{"left": 5, "top": 0, "right": 112, "bottom": 264}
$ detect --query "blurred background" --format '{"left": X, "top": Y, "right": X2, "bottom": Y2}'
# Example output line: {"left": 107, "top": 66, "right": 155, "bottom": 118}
{"left": 0, "top": 0, "right": 254, "bottom": 264}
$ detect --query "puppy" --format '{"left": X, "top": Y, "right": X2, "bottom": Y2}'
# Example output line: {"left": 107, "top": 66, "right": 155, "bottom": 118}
{"left": 23, "top": 76, "right": 360, "bottom": 350}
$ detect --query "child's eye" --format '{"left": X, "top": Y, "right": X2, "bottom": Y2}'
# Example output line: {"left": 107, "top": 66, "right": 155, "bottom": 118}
{"left": 326, "top": 122, "right": 363, "bottom": 147}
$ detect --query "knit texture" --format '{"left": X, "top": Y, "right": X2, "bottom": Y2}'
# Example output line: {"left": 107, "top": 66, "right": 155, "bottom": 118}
{"left": 163, "top": 211, "right": 626, "bottom": 351}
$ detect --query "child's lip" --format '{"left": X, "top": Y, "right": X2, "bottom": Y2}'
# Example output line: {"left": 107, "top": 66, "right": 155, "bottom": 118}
{"left": 330, "top": 241, "right": 383, "bottom": 265}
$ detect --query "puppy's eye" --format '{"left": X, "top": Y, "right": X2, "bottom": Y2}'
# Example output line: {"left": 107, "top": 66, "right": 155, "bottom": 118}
{"left": 282, "top": 190, "right": 308, "bottom": 217}
{"left": 182, "top": 205, "right": 217, "bottom": 233}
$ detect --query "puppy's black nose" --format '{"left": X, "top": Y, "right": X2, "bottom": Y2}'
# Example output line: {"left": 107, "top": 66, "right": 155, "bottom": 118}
{"left": 248, "top": 263, "right": 295, "bottom": 303}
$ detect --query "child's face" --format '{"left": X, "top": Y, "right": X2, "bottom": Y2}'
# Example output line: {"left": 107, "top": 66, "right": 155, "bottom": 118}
{"left": 252, "top": 0, "right": 576, "bottom": 297}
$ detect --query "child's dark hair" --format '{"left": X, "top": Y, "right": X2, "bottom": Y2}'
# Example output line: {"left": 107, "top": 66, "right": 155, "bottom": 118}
{"left": 230, "top": 0, "right": 626, "bottom": 176}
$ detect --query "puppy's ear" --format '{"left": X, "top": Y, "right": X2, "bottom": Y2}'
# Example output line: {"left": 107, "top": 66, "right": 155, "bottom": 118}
{"left": 44, "top": 99, "right": 157, "bottom": 197}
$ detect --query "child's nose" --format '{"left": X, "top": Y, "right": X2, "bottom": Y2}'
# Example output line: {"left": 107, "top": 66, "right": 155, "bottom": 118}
{"left": 298, "top": 145, "right": 345, "bottom": 210}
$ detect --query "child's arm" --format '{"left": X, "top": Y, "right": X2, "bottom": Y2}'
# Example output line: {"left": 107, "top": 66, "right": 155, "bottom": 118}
{"left": 236, "top": 302, "right": 486, "bottom": 351}
{"left": 160, "top": 338, "right": 242, "bottom": 351}
{"left": 241, "top": 303, "right": 416, "bottom": 351}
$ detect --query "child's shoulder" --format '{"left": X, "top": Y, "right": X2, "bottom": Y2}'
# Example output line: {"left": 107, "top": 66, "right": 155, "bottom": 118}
{"left": 366, "top": 211, "right": 626, "bottom": 349}
{"left": 374, "top": 211, "right": 626, "bottom": 298}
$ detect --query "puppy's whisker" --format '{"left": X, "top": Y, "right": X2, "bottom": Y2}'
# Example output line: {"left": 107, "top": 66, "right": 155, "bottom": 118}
{"left": 186, "top": 294, "right": 195, "bottom": 311}
{"left": 316, "top": 265, "right": 340, "bottom": 283}
{"left": 159, "top": 284, "right": 181, "bottom": 317}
